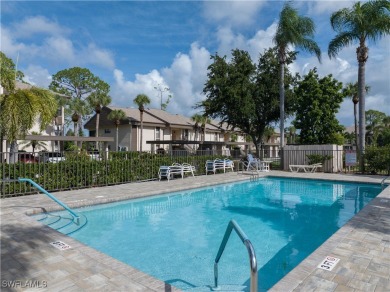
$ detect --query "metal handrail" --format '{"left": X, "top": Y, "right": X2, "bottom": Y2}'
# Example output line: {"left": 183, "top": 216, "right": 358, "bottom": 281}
{"left": 18, "top": 178, "right": 80, "bottom": 225}
{"left": 213, "top": 220, "right": 257, "bottom": 291}
{"left": 381, "top": 176, "right": 390, "bottom": 190}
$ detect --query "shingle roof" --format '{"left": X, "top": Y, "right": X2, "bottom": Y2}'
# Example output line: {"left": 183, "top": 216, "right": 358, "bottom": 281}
{"left": 145, "top": 108, "right": 193, "bottom": 127}
{"left": 109, "top": 106, "right": 163, "bottom": 124}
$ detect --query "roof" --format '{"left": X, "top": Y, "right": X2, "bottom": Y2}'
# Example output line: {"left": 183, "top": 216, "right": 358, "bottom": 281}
{"left": 109, "top": 106, "right": 163, "bottom": 124}
{"left": 145, "top": 108, "right": 193, "bottom": 127}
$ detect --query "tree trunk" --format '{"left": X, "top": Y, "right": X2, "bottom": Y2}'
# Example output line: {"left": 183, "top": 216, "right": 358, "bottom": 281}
{"left": 357, "top": 44, "right": 368, "bottom": 173}
{"left": 353, "top": 103, "right": 359, "bottom": 153}
{"left": 279, "top": 59, "right": 285, "bottom": 170}
{"left": 279, "top": 61, "right": 285, "bottom": 149}
{"left": 140, "top": 111, "right": 143, "bottom": 152}
{"left": 115, "top": 125, "right": 119, "bottom": 151}
{"left": 95, "top": 112, "right": 100, "bottom": 150}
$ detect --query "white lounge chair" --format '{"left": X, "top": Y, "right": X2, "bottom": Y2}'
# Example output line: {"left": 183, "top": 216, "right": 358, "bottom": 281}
{"left": 205, "top": 159, "right": 234, "bottom": 174}
{"left": 158, "top": 163, "right": 196, "bottom": 181}
{"left": 289, "top": 163, "right": 322, "bottom": 173}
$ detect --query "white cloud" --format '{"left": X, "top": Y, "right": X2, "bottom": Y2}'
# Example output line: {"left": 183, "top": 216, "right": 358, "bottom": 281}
{"left": 1, "top": 16, "right": 115, "bottom": 77}
{"left": 112, "top": 43, "right": 212, "bottom": 117}
{"left": 13, "top": 16, "right": 70, "bottom": 38}
{"left": 22, "top": 65, "right": 52, "bottom": 88}
{"left": 216, "top": 22, "right": 277, "bottom": 61}
{"left": 203, "top": 1, "right": 266, "bottom": 27}
{"left": 111, "top": 69, "right": 166, "bottom": 108}
{"left": 305, "top": 0, "right": 354, "bottom": 15}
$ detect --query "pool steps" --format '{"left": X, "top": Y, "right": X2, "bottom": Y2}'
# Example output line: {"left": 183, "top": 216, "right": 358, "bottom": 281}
{"left": 34, "top": 212, "right": 88, "bottom": 235}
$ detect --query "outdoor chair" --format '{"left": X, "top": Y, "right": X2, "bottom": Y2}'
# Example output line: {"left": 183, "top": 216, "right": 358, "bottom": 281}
{"left": 289, "top": 163, "right": 322, "bottom": 173}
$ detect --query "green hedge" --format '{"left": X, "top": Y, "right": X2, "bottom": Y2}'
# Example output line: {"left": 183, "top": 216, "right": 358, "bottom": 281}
{"left": 1, "top": 152, "right": 222, "bottom": 197}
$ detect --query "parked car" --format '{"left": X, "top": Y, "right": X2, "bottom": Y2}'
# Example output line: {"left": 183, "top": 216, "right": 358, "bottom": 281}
{"left": 39, "top": 152, "right": 66, "bottom": 163}
{"left": 88, "top": 151, "right": 101, "bottom": 161}
{"left": 18, "top": 153, "right": 38, "bottom": 163}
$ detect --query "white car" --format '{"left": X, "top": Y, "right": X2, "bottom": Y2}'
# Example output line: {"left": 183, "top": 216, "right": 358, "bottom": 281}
{"left": 40, "top": 152, "right": 66, "bottom": 163}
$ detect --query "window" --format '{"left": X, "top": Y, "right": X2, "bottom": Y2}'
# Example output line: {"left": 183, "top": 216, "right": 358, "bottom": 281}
{"left": 214, "top": 133, "right": 218, "bottom": 141}
{"left": 183, "top": 129, "right": 189, "bottom": 140}
{"left": 104, "top": 129, "right": 111, "bottom": 134}
{"left": 156, "top": 127, "right": 161, "bottom": 140}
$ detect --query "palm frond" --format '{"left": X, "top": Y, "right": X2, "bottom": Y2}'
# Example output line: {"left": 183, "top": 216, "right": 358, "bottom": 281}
{"left": 328, "top": 32, "right": 356, "bottom": 58}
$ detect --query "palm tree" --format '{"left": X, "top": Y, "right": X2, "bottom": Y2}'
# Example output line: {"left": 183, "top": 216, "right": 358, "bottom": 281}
{"left": 133, "top": 94, "right": 151, "bottom": 152}
{"left": 107, "top": 109, "right": 126, "bottom": 151}
{"left": 191, "top": 114, "right": 211, "bottom": 143}
{"left": 191, "top": 113, "right": 203, "bottom": 142}
{"left": 274, "top": 2, "right": 321, "bottom": 150}
{"left": 87, "top": 92, "right": 112, "bottom": 150}
{"left": 328, "top": 0, "right": 390, "bottom": 170}
{"left": 0, "top": 86, "right": 57, "bottom": 161}
{"left": 342, "top": 82, "right": 370, "bottom": 152}
{"left": 20, "top": 131, "right": 48, "bottom": 153}
{"left": 70, "top": 98, "right": 88, "bottom": 137}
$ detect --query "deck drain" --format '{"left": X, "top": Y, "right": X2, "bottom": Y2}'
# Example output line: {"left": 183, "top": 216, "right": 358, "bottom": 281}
{"left": 317, "top": 256, "right": 340, "bottom": 271}
{"left": 50, "top": 241, "right": 71, "bottom": 250}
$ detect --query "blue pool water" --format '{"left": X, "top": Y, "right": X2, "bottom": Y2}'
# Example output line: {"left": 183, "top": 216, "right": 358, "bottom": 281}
{"left": 39, "top": 177, "right": 382, "bottom": 291}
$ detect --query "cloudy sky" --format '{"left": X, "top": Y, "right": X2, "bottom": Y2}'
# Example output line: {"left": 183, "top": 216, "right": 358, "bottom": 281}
{"left": 1, "top": 0, "right": 389, "bottom": 127}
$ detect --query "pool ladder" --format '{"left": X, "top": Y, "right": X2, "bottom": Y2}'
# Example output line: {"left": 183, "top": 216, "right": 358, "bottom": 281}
{"left": 381, "top": 175, "right": 390, "bottom": 190}
{"left": 213, "top": 220, "right": 258, "bottom": 292}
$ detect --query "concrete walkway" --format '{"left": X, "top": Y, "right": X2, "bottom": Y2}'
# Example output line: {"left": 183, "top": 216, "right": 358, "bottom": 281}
{"left": 1, "top": 172, "right": 389, "bottom": 291}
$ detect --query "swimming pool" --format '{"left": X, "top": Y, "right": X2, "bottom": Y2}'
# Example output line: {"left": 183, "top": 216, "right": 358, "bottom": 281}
{"left": 37, "top": 177, "right": 382, "bottom": 291}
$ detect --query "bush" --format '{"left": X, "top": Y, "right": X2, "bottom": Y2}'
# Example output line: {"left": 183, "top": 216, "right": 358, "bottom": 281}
{"left": 306, "top": 154, "right": 333, "bottom": 164}
{"left": 365, "top": 146, "right": 390, "bottom": 175}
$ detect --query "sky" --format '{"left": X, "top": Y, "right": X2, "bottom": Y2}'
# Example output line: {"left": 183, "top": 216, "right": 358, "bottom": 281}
{"left": 1, "top": 0, "right": 389, "bottom": 128}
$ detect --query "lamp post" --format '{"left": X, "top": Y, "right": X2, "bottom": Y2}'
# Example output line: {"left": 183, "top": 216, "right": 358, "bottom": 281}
{"left": 154, "top": 84, "right": 171, "bottom": 110}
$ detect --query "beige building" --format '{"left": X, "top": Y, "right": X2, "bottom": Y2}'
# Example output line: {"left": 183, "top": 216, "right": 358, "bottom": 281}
{"left": 84, "top": 106, "right": 247, "bottom": 154}
{"left": 85, "top": 106, "right": 281, "bottom": 158}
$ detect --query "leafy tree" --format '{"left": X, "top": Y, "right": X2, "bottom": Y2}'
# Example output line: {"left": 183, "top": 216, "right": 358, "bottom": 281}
{"left": 274, "top": 2, "right": 321, "bottom": 149}
{"left": 201, "top": 48, "right": 297, "bottom": 154}
{"left": 292, "top": 69, "right": 344, "bottom": 144}
{"left": 328, "top": 0, "right": 390, "bottom": 170}
{"left": 20, "top": 131, "right": 48, "bottom": 152}
{"left": 107, "top": 109, "right": 127, "bottom": 151}
{"left": 365, "top": 109, "right": 387, "bottom": 145}
{"left": 87, "top": 91, "right": 112, "bottom": 149}
{"left": 0, "top": 51, "right": 24, "bottom": 95}
{"left": 49, "top": 67, "right": 110, "bottom": 135}
{"left": 342, "top": 82, "right": 370, "bottom": 152}
{"left": 133, "top": 94, "right": 151, "bottom": 152}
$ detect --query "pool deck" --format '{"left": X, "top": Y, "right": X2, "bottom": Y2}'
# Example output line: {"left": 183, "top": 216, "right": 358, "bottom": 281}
{"left": 1, "top": 171, "right": 389, "bottom": 291}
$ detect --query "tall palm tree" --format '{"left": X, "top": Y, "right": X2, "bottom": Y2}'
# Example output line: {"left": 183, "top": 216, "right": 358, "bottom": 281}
{"left": 107, "top": 109, "right": 126, "bottom": 151}
{"left": 191, "top": 114, "right": 210, "bottom": 143}
{"left": 274, "top": 2, "right": 321, "bottom": 150}
{"left": 87, "top": 92, "right": 112, "bottom": 150}
{"left": 20, "top": 131, "right": 48, "bottom": 153}
{"left": 133, "top": 94, "right": 151, "bottom": 152}
{"left": 328, "top": 0, "right": 390, "bottom": 171}
{"left": 342, "top": 82, "right": 370, "bottom": 152}
{"left": 191, "top": 113, "right": 203, "bottom": 141}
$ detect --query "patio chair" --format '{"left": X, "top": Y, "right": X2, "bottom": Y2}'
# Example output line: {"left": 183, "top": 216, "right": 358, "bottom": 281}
{"left": 289, "top": 163, "right": 322, "bottom": 173}
{"left": 181, "top": 163, "right": 196, "bottom": 177}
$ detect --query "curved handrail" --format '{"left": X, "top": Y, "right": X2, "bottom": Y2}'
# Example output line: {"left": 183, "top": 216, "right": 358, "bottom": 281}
{"left": 213, "top": 220, "right": 258, "bottom": 292}
{"left": 18, "top": 178, "right": 80, "bottom": 225}
{"left": 381, "top": 176, "right": 390, "bottom": 190}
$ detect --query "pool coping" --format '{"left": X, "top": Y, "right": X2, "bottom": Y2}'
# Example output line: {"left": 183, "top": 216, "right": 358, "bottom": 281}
{"left": 1, "top": 171, "right": 389, "bottom": 291}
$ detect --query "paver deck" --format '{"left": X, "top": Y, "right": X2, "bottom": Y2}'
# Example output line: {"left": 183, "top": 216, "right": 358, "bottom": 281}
{"left": 1, "top": 171, "right": 389, "bottom": 291}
